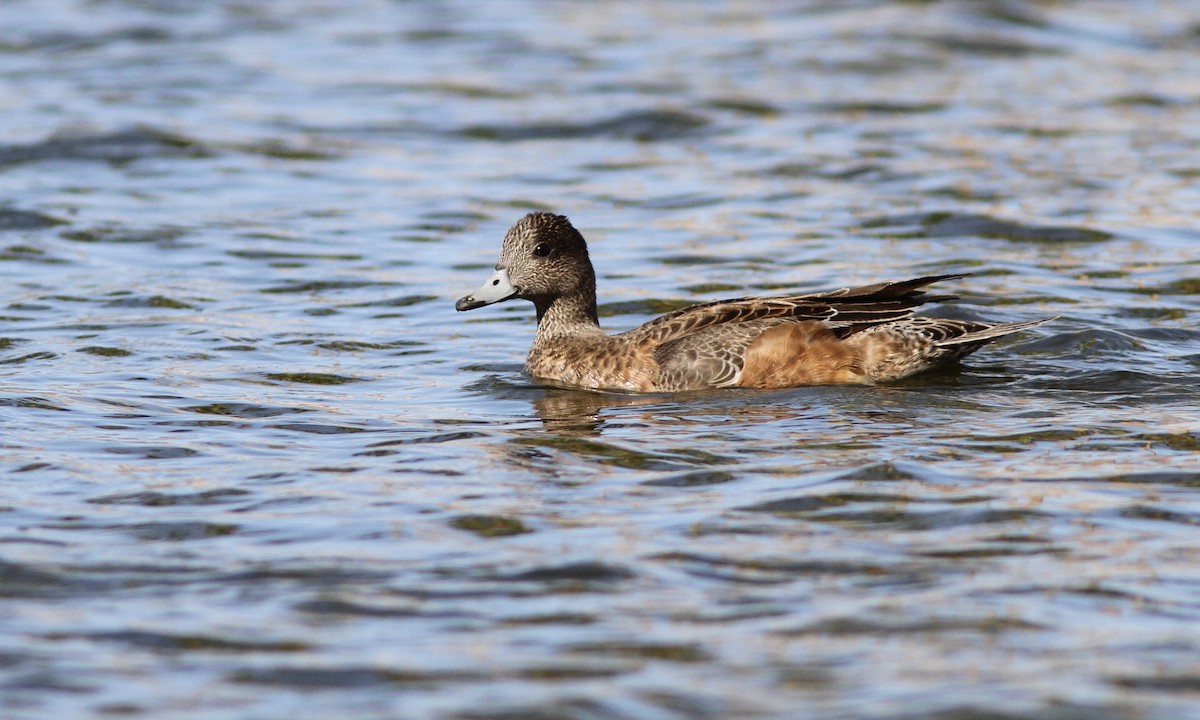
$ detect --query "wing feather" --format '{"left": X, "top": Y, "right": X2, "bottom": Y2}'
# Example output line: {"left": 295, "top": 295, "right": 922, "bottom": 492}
{"left": 624, "top": 274, "right": 967, "bottom": 348}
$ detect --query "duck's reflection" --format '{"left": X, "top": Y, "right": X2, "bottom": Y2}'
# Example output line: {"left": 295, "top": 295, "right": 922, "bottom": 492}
{"left": 476, "top": 368, "right": 999, "bottom": 455}
{"left": 469, "top": 373, "right": 1035, "bottom": 490}
{"left": 530, "top": 386, "right": 666, "bottom": 435}
{"left": 526, "top": 382, "right": 948, "bottom": 438}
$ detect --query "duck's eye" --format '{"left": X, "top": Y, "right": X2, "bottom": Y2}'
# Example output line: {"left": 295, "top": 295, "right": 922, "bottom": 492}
{"left": 532, "top": 243, "right": 553, "bottom": 258}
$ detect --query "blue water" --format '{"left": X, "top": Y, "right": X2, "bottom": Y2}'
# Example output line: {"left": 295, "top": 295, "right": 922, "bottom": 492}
{"left": 2, "top": 1, "right": 1200, "bottom": 718}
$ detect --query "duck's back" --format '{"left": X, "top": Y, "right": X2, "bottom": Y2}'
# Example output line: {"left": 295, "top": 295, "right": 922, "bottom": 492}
{"left": 598, "top": 275, "right": 1045, "bottom": 391}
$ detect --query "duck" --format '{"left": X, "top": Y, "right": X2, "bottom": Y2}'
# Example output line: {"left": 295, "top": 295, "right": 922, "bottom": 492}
{"left": 455, "top": 212, "right": 1052, "bottom": 392}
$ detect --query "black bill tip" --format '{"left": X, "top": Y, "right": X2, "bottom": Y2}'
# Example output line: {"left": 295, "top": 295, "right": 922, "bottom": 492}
{"left": 455, "top": 295, "right": 485, "bottom": 312}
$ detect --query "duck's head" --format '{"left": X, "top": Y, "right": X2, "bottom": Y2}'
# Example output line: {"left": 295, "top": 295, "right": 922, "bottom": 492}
{"left": 455, "top": 212, "right": 595, "bottom": 312}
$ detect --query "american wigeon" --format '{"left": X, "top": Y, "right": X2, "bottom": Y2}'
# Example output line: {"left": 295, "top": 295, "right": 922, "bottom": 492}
{"left": 456, "top": 212, "right": 1052, "bottom": 392}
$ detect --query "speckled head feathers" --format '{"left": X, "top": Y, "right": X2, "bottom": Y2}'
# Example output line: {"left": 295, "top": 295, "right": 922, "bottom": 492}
{"left": 455, "top": 212, "right": 598, "bottom": 315}
{"left": 503, "top": 213, "right": 588, "bottom": 255}
{"left": 495, "top": 212, "right": 595, "bottom": 303}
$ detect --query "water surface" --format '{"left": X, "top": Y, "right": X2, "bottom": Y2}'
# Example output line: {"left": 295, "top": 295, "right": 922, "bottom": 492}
{"left": 2, "top": 1, "right": 1200, "bottom": 718}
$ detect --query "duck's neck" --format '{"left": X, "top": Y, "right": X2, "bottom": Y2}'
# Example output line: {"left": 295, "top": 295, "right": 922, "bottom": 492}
{"left": 532, "top": 287, "right": 603, "bottom": 343}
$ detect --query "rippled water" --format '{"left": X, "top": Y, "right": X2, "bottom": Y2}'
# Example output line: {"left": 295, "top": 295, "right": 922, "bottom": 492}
{"left": 2, "top": 1, "right": 1200, "bottom": 718}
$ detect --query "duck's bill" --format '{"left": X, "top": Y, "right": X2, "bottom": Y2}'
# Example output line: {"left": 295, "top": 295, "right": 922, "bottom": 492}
{"left": 455, "top": 268, "right": 518, "bottom": 311}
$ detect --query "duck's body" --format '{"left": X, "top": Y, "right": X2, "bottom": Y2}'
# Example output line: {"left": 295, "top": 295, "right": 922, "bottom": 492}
{"left": 456, "top": 213, "right": 1051, "bottom": 393}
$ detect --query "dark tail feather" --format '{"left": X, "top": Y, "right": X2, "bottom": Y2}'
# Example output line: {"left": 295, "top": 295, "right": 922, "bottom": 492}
{"left": 935, "top": 317, "right": 1056, "bottom": 346}
{"left": 821, "top": 273, "right": 972, "bottom": 301}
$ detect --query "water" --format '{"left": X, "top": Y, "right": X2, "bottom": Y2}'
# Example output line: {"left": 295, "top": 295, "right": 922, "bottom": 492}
{"left": 2, "top": 1, "right": 1200, "bottom": 718}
